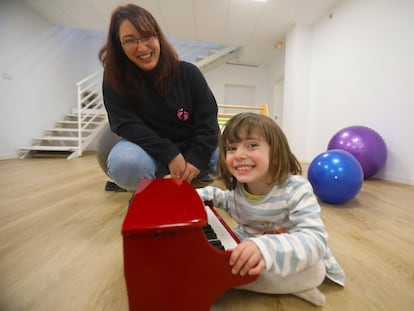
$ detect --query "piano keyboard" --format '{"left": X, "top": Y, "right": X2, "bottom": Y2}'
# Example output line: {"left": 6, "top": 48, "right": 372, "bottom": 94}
{"left": 204, "top": 207, "right": 238, "bottom": 251}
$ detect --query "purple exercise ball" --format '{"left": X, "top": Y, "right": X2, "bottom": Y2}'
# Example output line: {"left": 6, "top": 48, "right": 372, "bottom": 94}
{"left": 327, "top": 126, "right": 387, "bottom": 179}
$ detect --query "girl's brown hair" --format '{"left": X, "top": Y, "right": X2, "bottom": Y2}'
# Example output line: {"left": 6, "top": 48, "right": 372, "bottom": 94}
{"left": 217, "top": 113, "right": 302, "bottom": 189}
{"left": 98, "top": 4, "right": 178, "bottom": 99}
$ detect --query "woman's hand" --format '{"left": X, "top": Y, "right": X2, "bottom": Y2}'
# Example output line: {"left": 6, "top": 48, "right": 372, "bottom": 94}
{"left": 169, "top": 154, "right": 186, "bottom": 178}
{"left": 168, "top": 154, "right": 200, "bottom": 183}
{"left": 181, "top": 162, "right": 200, "bottom": 183}
{"left": 229, "top": 240, "right": 265, "bottom": 276}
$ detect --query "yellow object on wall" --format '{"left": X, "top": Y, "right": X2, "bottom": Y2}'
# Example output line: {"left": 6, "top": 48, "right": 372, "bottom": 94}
{"left": 217, "top": 104, "right": 269, "bottom": 129}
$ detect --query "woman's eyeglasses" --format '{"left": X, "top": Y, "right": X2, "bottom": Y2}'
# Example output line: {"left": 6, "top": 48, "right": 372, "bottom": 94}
{"left": 121, "top": 35, "right": 156, "bottom": 48}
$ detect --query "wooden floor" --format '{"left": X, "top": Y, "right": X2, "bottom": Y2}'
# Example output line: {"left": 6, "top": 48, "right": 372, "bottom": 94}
{"left": 0, "top": 153, "right": 413, "bottom": 311}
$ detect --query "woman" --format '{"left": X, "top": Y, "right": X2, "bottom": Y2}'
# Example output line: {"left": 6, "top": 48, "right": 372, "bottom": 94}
{"left": 98, "top": 4, "right": 219, "bottom": 191}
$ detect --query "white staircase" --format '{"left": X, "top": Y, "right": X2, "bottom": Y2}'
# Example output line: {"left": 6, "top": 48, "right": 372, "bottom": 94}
{"left": 19, "top": 70, "right": 107, "bottom": 159}
{"left": 19, "top": 44, "right": 240, "bottom": 159}
{"left": 197, "top": 46, "right": 240, "bottom": 73}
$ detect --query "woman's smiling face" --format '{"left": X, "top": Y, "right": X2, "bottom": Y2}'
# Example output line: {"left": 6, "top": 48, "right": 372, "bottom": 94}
{"left": 119, "top": 19, "right": 160, "bottom": 71}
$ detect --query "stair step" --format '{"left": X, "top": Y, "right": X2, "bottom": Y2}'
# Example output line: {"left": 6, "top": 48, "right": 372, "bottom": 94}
{"left": 34, "top": 136, "right": 83, "bottom": 141}
{"left": 68, "top": 110, "right": 106, "bottom": 115}
{"left": 56, "top": 121, "right": 101, "bottom": 125}
{"left": 55, "top": 121, "right": 102, "bottom": 130}
{"left": 45, "top": 128, "right": 93, "bottom": 133}
{"left": 65, "top": 114, "right": 106, "bottom": 121}
{"left": 20, "top": 146, "right": 79, "bottom": 152}
{"left": 66, "top": 113, "right": 106, "bottom": 117}
{"left": 72, "top": 107, "right": 106, "bottom": 114}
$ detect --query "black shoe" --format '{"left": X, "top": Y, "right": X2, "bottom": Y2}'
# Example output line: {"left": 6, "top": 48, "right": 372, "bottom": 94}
{"left": 105, "top": 181, "right": 127, "bottom": 192}
{"left": 128, "top": 192, "right": 135, "bottom": 208}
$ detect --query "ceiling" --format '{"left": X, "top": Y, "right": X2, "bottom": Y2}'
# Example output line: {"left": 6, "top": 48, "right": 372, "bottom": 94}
{"left": 23, "top": 0, "right": 341, "bottom": 66}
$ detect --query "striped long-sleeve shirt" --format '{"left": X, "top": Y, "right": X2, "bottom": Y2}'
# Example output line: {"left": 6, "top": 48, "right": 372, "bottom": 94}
{"left": 196, "top": 175, "right": 345, "bottom": 286}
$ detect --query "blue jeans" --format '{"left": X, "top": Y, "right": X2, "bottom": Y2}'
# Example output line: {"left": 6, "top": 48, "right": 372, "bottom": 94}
{"left": 107, "top": 139, "right": 218, "bottom": 191}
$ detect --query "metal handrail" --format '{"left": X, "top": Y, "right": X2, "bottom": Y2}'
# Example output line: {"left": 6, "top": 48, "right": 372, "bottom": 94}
{"left": 74, "top": 69, "right": 105, "bottom": 158}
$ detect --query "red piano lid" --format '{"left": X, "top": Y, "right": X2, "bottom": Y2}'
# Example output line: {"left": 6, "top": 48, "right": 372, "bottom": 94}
{"left": 122, "top": 178, "right": 208, "bottom": 235}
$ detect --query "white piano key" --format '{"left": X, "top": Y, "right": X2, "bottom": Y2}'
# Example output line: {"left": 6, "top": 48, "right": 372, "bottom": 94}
{"left": 205, "top": 206, "right": 238, "bottom": 250}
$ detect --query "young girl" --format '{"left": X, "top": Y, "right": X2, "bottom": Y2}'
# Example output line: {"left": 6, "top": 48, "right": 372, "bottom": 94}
{"left": 196, "top": 113, "right": 345, "bottom": 306}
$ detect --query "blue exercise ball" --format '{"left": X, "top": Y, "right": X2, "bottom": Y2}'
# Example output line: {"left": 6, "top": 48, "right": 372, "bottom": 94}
{"left": 308, "top": 149, "right": 364, "bottom": 205}
{"left": 327, "top": 125, "right": 387, "bottom": 179}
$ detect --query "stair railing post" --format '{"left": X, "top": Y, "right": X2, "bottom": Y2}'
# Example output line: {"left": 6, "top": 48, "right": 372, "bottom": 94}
{"left": 76, "top": 82, "right": 83, "bottom": 157}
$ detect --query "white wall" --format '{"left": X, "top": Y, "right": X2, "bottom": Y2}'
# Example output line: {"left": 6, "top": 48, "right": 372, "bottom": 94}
{"left": 205, "top": 63, "right": 272, "bottom": 115}
{"left": 0, "top": 0, "right": 104, "bottom": 159}
{"left": 283, "top": 26, "right": 313, "bottom": 160}
{"left": 268, "top": 52, "right": 285, "bottom": 126}
{"left": 283, "top": 0, "right": 414, "bottom": 185}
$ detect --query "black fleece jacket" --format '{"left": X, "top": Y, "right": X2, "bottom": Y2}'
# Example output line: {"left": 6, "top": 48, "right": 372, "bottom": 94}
{"left": 103, "top": 61, "right": 219, "bottom": 171}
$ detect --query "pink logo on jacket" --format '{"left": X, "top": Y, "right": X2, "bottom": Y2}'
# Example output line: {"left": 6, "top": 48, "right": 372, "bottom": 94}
{"left": 177, "top": 108, "right": 189, "bottom": 121}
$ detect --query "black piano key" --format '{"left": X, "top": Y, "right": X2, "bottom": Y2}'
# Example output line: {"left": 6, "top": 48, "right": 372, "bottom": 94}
{"left": 202, "top": 225, "right": 225, "bottom": 250}
{"left": 209, "top": 239, "right": 225, "bottom": 250}
{"left": 203, "top": 225, "right": 218, "bottom": 240}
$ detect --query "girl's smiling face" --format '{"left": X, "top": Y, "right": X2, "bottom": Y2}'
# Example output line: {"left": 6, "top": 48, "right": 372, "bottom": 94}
{"left": 225, "top": 129, "right": 272, "bottom": 195}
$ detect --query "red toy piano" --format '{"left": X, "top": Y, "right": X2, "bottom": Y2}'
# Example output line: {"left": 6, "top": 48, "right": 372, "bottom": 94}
{"left": 122, "top": 178, "right": 258, "bottom": 311}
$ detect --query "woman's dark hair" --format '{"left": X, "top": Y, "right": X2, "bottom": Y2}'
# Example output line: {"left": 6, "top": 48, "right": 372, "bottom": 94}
{"left": 218, "top": 113, "right": 302, "bottom": 190}
{"left": 98, "top": 4, "right": 178, "bottom": 98}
